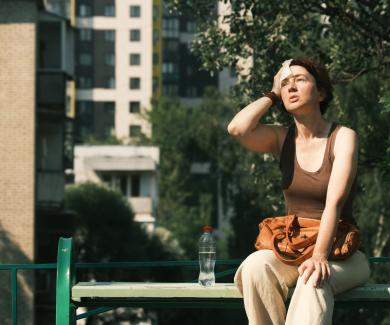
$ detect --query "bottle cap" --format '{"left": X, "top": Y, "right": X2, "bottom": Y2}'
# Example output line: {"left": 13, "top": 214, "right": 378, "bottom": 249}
{"left": 202, "top": 225, "right": 213, "bottom": 233}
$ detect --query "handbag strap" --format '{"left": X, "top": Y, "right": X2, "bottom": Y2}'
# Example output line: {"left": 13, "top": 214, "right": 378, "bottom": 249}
{"left": 284, "top": 215, "right": 319, "bottom": 250}
{"left": 271, "top": 231, "right": 316, "bottom": 266}
{"left": 271, "top": 217, "right": 316, "bottom": 266}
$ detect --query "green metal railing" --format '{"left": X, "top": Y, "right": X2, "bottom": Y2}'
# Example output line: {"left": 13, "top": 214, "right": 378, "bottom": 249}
{"left": 1, "top": 253, "right": 389, "bottom": 324}
{"left": 0, "top": 263, "right": 57, "bottom": 324}
{"left": 0, "top": 258, "right": 241, "bottom": 323}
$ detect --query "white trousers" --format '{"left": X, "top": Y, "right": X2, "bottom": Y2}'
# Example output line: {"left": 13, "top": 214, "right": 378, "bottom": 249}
{"left": 234, "top": 250, "right": 370, "bottom": 325}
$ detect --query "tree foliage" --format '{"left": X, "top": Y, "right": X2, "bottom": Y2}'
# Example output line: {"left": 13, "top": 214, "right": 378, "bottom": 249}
{"left": 167, "top": 0, "right": 389, "bottom": 83}
{"left": 64, "top": 182, "right": 182, "bottom": 280}
{"left": 64, "top": 182, "right": 194, "bottom": 324}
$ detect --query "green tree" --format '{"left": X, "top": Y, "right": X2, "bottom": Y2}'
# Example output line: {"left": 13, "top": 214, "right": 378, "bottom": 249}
{"left": 64, "top": 182, "right": 183, "bottom": 276}
{"left": 65, "top": 182, "right": 190, "bottom": 324}
{"left": 143, "top": 98, "right": 204, "bottom": 258}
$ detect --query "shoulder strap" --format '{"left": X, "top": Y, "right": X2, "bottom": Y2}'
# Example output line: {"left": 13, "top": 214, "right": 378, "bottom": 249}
{"left": 279, "top": 123, "right": 295, "bottom": 169}
{"left": 279, "top": 124, "right": 295, "bottom": 189}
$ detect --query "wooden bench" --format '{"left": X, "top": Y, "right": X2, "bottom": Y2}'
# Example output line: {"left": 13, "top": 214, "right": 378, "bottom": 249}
{"left": 55, "top": 237, "right": 390, "bottom": 324}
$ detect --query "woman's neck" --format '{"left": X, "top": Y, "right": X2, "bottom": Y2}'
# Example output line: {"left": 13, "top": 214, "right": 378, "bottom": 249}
{"left": 293, "top": 112, "right": 330, "bottom": 142}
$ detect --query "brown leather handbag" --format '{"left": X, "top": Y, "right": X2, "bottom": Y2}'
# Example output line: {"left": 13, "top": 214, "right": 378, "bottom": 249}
{"left": 254, "top": 215, "right": 361, "bottom": 266}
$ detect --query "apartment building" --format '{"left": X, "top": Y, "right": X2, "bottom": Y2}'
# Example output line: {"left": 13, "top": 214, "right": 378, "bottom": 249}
{"left": 74, "top": 0, "right": 162, "bottom": 143}
{"left": 0, "top": 0, "right": 76, "bottom": 323}
{"left": 74, "top": 0, "right": 231, "bottom": 141}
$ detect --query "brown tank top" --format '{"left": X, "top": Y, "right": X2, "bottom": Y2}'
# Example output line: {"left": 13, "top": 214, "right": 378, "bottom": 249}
{"left": 280, "top": 123, "right": 357, "bottom": 224}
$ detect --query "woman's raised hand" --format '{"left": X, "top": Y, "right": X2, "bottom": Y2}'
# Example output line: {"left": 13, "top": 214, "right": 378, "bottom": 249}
{"left": 271, "top": 67, "right": 283, "bottom": 98}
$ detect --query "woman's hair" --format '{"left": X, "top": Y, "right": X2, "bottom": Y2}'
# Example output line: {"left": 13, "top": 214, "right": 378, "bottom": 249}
{"left": 289, "top": 57, "right": 333, "bottom": 115}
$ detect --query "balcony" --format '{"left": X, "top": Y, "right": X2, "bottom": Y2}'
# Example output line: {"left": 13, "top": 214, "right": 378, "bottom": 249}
{"left": 42, "top": 0, "right": 76, "bottom": 24}
{"left": 38, "top": 17, "right": 75, "bottom": 76}
{"left": 128, "top": 197, "right": 153, "bottom": 215}
{"left": 37, "top": 71, "right": 67, "bottom": 112}
{"left": 36, "top": 171, "right": 65, "bottom": 207}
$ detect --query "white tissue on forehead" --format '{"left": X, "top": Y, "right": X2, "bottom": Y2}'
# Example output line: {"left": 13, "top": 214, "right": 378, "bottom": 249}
{"left": 280, "top": 59, "right": 293, "bottom": 87}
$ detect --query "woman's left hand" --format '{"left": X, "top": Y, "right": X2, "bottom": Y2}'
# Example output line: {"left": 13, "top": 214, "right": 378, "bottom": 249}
{"left": 298, "top": 254, "right": 331, "bottom": 288}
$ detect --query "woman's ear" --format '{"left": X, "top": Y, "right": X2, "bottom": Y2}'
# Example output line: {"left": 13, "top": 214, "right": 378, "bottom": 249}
{"left": 318, "top": 88, "right": 326, "bottom": 102}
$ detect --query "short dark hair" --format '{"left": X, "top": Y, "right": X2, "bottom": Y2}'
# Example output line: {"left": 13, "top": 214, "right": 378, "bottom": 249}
{"left": 289, "top": 57, "right": 333, "bottom": 115}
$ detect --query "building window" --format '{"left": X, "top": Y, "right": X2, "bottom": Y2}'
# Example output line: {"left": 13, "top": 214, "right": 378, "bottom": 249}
{"left": 79, "top": 53, "right": 92, "bottom": 66}
{"left": 129, "top": 77, "right": 140, "bottom": 89}
{"left": 186, "top": 86, "right": 197, "bottom": 97}
{"left": 186, "top": 21, "right": 197, "bottom": 33}
{"left": 104, "top": 102, "right": 115, "bottom": 114}
{"left": 129, "top": 53, "right": 141, "bottom": 66}
{"left": 101, "top": 174, "right": 111, "bottom": 184}
{"left": 130, "top": 5, "right": 141, "bottom": 17}
{"left": 186, "top": 66, "right": 194, "bottom": 76}
{"left": 163, "top": 62, "right": 177, "bottom": 74}
{"left": 230, "top": 66, "right": 236, "bottom": 78}
{"left": 130, "top": 29, "right": 141, "bottom": 41}
{"left": 165, "top": 40, "right": 179, "bottom": 52}
{"left": 129, "top": 125, "right": 142, "bottom": 137}
{"left": 153, "top": 5, "right": 159, "bottom": 20}
{"left": 131, "top": 175, "right": 140, "bottom": 197}
{"left": 78, "top": 101, "right": 93, "bottom": 115}
{"left": 79, "top": 4, "right": 91, "bottom": 17}
{"left": 79, "top": 29, "right": 92, "bottom": 41}
{"left": 153, "top": 77, "right": 159, "bottom": 92}
{"left": 163, "top": 62, "right": 178, "bottom": 80}
{"left": 105, "top": 53, "right": 115, "bottom": 66}
{"left": 129, "top": 101, "right": 140, "bottom": 113}
{"left": 104, "top": 30, "right": 115, "bottom": 42}
{"left": 153, "top": 53, "right": 159, "bottom": 65}
{"left": 80, "top": 126, "right": 92, "bottom": 139}
{"left": 104, "top": 4, "right": 115, "bottom": 16}
{"left": 106, "top": 77, "right": 115, "bottom": 89}
{"left": 153, "top": 29, "right": 160, "bottom": 44}
{"left": 163, "top": 18, "right": 179, "bottom": 38}
{"left": 78, "top": 77, "right": 92, "bottom": 89}
{"left": 163, "top": 84, "right": 179, "bottom": 96}
{"left": 104, "top": 127, "right": 114, "bottom": 137}
{"left": 119, "top": 175, "right": 127, "bottom": 195}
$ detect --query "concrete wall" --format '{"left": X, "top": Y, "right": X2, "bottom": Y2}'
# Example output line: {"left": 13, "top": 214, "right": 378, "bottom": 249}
{"left": 0, "top": 1, "right": 37, "bottom": 323}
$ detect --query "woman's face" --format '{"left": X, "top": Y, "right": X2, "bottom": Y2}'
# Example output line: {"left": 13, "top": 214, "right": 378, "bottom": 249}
{"left": 280, "top": 65, "right": 324, "bottom": 113}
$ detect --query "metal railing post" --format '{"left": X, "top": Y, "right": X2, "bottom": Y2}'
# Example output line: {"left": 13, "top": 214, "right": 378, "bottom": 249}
{"left": 11, "top": 268, "right": 17, "bottom": 325}
{"left": 56, "top": 237, "right": 76, "bottom": 325}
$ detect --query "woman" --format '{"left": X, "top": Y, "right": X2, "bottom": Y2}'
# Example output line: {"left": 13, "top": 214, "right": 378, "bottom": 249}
{"left": 227, "top": 57, "right": 370, "bottom": 325}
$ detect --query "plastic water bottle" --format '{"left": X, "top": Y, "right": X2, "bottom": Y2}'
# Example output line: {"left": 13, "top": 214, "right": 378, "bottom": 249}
{"left": 198, "top": 225, "right": 216, "bottom": 287}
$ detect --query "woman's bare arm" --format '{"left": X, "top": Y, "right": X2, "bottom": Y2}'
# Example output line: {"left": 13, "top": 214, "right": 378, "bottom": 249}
{"left": 227, "top": 69, "right": 287, "bottom": 157}
{"left": 314, "top": 126, "right": 358, "bottom": 257}
{"left": 299, "top": 126, "right": 358, "bottom": 287}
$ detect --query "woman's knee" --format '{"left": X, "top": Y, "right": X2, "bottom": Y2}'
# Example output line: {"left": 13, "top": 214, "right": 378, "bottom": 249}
{"left": 294, "top": 275, "right": 333, "bottom": 299}
{"left": 329, "top": 250, "right": 370, "bottom": 295}
{"left": 240, "top": 250, "right": 278, "bottom": 282}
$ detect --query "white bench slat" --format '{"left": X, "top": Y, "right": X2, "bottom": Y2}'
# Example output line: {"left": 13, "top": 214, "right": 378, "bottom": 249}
{"left": 333, "top": 284, "right": 390, "bottom": 301}
{"left": 73, "top": 283, "right": 241, "bottom": 301}
{"left": 72, "top": 282, "right": 390, "bottom": 302}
